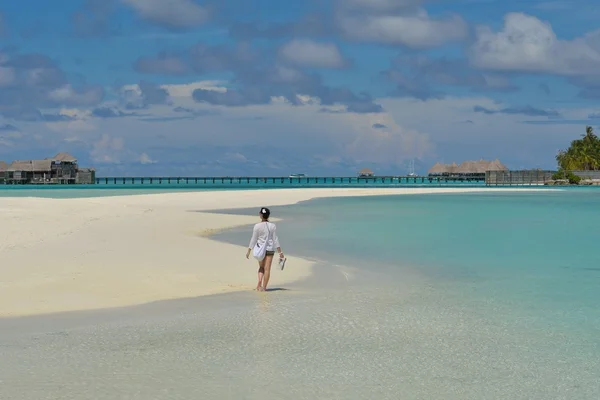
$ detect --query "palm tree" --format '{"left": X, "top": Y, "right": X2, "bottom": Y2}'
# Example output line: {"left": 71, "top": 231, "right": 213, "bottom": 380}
{"left": 584, "top": 126, "right": 597, "bottom": 141}
{"left": 556, "top": 126, "right": 600, "bottom": 171}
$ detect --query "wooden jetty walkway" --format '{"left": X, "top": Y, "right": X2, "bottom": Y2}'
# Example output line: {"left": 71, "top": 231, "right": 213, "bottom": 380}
{"left": 3, "top": 172, "right": 557, "bottom": 186}
{"left": 93, "top": 176, "right": 485, "bottom": 185}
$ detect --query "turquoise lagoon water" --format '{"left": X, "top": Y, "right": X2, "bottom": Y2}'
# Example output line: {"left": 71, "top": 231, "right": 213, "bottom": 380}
{"left": 2, "top": 187, "right": 600, "bottom": 399}
{"left": 208, "top": 189, "right": 600, "bottom": 397}
{"left": 0, "top": 179, "right": 489, "bottom": 198}
{"left": 218, "top": 190, "right": 600, "bottom": 330}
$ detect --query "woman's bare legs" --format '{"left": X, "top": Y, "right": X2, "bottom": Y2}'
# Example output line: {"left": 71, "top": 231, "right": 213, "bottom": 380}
{"left": 262, "top": 254, "right": 274, "bottom": 291}
{"left": 257, "top": 258, "right": 266, "bottom": 291}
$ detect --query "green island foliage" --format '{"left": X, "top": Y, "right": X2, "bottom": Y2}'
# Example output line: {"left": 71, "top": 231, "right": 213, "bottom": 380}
{"left": 551, "top": 170, "right": 581, "bottom": 185}
{"left": 556, "top": 126, "right": 600, "bottom": 172}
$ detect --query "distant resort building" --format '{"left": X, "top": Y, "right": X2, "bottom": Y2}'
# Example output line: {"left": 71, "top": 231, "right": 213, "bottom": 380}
{"left": 0, "top": 153, "right": 95, "bottom": 184}
{"left": 428, "top": 159, "right": 508, "bottom": 179}
{"left": 358, "top": 168, "right": 374, "bottom": 177}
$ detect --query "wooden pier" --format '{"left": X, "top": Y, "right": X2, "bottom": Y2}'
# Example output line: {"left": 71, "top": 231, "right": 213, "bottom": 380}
{"left": 485, "top": 170, "right": 555, "bottom": 186}
{"left": 92, "top": 175, "right": 486, "bottom": 185}
{"left": 3, "top": 172, "right": 562, "bottom": 186}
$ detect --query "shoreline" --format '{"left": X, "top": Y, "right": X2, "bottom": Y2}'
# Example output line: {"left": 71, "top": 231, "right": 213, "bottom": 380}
{"left": 0, "top": 187, "right": 556, "bottom": 318}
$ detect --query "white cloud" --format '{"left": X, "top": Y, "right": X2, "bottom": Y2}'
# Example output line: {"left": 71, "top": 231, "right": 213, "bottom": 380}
{"left": 336, "top": 9, "right": 468, "bottom": 48}
{"left": 269, "top": 65, "right": 308, "bottom": 84}
{"left": 91, "top": 134, "right": 125, "bottom": 164}
{"left": 45, "top": 119, "right": 95, "bottom": 136}
{"left": 119, "top": 81, "right": 226, "bottom": 101}
{"left": 42, "top": 92, "right": 435, "bottom": 168}
{"left": 47, "top": 84, "right": 104, "bottom": 107}
{"left": 0, "top": 66, "right": 15, "bottom": 87}
{"left": 58, "top": 108, "right": 93, "bottom": 119}
{"left": 160, "top": 81, "right": 226, "bottom": 97}
{"left": 278, "top": 40, "right": 347, "bottom": 69}
{"left": 294, "top": 94, "right": 320, "bottom": 105}
{"left": 378, "top": 96, "right": 595, "bottom": 168}
{"left": 470, "top": 12, "right": 600, "bottom": 75}
{"left": 13, "top": 79, "right": 598, "bottom": 173}
{"left": 223, "top": 152, "right": 248, "bottom": 162}
{"left": 25, "top": 68, "right": 50, "bottom": 86}
{"left": 44, "top": 109, "right": 96, "bottom": 137}
{"left": 138, "top": 152, "right": 157, "bottom": 164}
{"left": 120, "top": 0, "right": 208, "bottom": 28}
{"left": 0, "top": 125, "right": 22, "bottom": 148}
{"left": 339, "top": 112, "right": 433, "bottom": 165}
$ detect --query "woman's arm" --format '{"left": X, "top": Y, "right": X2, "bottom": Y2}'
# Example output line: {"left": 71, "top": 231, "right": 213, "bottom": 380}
{"left": 246, "top": 225, "right": 259, "bottom": 258}
{"left": 273, "top": 225, "right": 283, "bottom": 257}
{"left": 248, "top": 224, "right": 259, "bottom": 249}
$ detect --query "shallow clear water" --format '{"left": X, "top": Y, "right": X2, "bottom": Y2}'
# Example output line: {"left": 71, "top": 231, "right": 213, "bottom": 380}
{"left": 2, "top": 189, "right": 599, "bottom": 399}
{"left": 1, "top": 275, "right": 598, "bottom": 400}
{"left": 216, "top": 190, "right": 600, "bottom": 329}
{"left": 209, "top": 189, "right": 600, "bottom": 397}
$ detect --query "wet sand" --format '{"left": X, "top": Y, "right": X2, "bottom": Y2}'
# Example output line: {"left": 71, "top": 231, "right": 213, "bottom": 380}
{"left": 0, "top": 187, "right": 544, "bottom": 317}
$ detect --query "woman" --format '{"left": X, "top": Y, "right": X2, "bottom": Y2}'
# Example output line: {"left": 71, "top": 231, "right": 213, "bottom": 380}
{"left": 246, "top": 207, "right": 284, "bottom": 291}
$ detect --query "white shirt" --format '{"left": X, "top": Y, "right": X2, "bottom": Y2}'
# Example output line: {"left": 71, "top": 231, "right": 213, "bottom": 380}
{"left": 249, "top": 221, "right": 280, "bottom": 252}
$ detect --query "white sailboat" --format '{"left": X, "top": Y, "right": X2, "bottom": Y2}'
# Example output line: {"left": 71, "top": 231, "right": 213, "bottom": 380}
{"left": 408, "top": 159, "right": 418, "bottom": 177}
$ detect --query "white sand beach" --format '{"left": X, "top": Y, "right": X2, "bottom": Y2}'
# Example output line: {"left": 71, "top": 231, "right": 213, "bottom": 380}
{"left": 0, "top": 187, "right": 550, "bottom": 317}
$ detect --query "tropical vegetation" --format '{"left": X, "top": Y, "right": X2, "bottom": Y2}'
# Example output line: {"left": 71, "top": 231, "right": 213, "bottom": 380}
{"left": 551, "top": 170, "right": 581, "bottom": 185}
{"left": 551, "top": 126, "right": 600, "bottom": 184}
{"left": 555, "top": 126, "right": 600, "bottom": 171}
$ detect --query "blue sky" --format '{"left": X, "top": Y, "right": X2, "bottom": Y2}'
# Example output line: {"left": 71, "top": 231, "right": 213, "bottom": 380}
{"left": 1, "top": 0, "right": 600, "bottom": 176}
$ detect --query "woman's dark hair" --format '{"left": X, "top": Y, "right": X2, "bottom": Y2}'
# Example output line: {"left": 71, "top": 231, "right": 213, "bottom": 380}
{"left": 260, "top": 207, "right": 271, "bottom": 219}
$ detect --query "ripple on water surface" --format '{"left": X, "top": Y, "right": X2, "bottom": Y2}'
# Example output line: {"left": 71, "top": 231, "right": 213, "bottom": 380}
{"left": 0, "top": 272, "right": 598, "bottom": 400}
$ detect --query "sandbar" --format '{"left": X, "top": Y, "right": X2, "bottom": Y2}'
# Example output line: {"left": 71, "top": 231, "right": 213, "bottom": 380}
{"left": 0, "top": 187, "right": 552, "bottom": 317}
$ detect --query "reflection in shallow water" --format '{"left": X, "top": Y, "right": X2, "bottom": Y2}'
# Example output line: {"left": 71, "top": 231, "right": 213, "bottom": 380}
{"left": 1, "top": 265, "right": 598, "bottom": 400}
{"left": 257, "top": 290, "right": 273, "bottom": 313}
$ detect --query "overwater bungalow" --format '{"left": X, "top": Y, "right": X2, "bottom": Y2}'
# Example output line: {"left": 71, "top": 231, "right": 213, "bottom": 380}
{"left": 1, "top": 152, "right": 95, "bottom": 184}
{"left": 428, "top": 159, "right": 507, "bottom": 179}
{"left": 428, "top": 162, "right": 458, "bottom": 176}
{"left": 358, "top": 168, "right": 374, "bottom": 177}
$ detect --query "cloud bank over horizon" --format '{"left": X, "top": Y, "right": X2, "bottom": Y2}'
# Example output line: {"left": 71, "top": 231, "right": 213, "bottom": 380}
{"left": 1, "top": 0, "right": 600, "bottom": 175}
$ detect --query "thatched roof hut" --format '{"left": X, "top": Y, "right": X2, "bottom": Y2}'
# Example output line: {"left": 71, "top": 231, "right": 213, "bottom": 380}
{"left": 486, "top": 159, "right": 508, "bottom": 171}
{"left": 47, "top": 152, "right": 77, "bottom": 163}
{"left": 429, "top": 159, "right": 507, "bottom": 176}
{"left": 358, "top": 168, "right": 374, "bottom": 177}
{"left": 428, "top": 162, "right": 447, "bottom": 175}
{"left": 456, "top": 161, "right": 480, "bottom": 174}
{"left": 456, "top": 159, "right": 508, "bottom": 174}
{"left": 0, "top": 161, "right": 8, "bottom": 172}
{"left": 428, "top": 162, "right": 459, "bottom": 175}
{"left": 7, "top": 160, "right": 52, "bottom": 172}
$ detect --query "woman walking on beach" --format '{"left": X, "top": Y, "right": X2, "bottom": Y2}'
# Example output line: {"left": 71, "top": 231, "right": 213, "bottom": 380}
{"left": 246, "top": 207, "right": 284, "bottom": 291}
